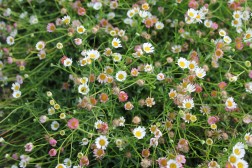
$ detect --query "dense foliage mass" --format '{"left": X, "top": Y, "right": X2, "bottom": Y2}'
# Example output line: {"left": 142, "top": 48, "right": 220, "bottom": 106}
{"left": 1, "top": 0, "right": 252, "bottom": 167}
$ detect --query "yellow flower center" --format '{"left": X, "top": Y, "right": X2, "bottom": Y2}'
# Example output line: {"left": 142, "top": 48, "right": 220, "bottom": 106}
{"left": 99, "top": 139, "right": 106, "bottom": 146}
{"left": 185, "top": 102, "right": 191, "bottom": 109}
{"left": 135, "top": 131, "right": 142, "bottom": 138}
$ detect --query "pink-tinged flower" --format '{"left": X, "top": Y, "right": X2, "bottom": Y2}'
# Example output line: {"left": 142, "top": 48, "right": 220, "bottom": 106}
{"left": 236, "top": 41, "right": 244, "bottom": 50}
{"left": 218, "top": 81, "right": 227, "bottom": 90}
{"left": 208, "top": 116, "right": 219, "bottom": 125}
{"left": 211, "top": 22, "right": 218, "bottom": 30}
{"left": 46, "top": 23, "right": 56, "bottom": 32}
{"left": 98, "top": 122, "right": 109, "bottom": 134}
{"left": 24, "top": 142, "right": 34, "bottom": 152}
{"left": 3, "top": 48, "right": 9, "bottom": 54}
{"left": 188, "top": 0, "right": 199, "bottom": 9}
{"left": 195, "top": 84, "right": 203, "bottom": 93}
{"left": 134, "top": 45, "right": 142, "bottom": 52}
{"left": 48, "top": 148, "right": 57, "bottom": 157}
{"left": 60, "top": 55, "right": 68, "bottom": 64}
{"left": 16, "top": 75, "right": 23, "bottom": 84}
{"left": 74, "top": 38, "right": 82, "bottom": 45}
{"left": 157, "top": 157, "right": 168, "bottom": 168}
{"left": 78, "top": 7, "right": 86, "bottom": 16}
{"left": 249, "top": 70, "right": 252, "bottom": 79}
{"left": 118, "top": 91, "right": 128, "bottom": 102}
{"left": 12, "top": 153, "right": 19, "bottom": 160}
{"left": 80, "top": 156, "right": 89, "bottom": 166}
{"left": 177, "top": 138, "right": 189, "bottom": 153}
{"left": 39, "top": 115, "right": 47, "bottom": 123}
{"left": 176, "top": 154, "right": 186, "bottom": 165}
{"left": 7, "top": 57, "right": 13, "bottom": 64}
{"left": 67, "top": 118, "right": 79, "bottom": 129}
{"left": 49, "top": 138, "right": 57, "bottom": 147}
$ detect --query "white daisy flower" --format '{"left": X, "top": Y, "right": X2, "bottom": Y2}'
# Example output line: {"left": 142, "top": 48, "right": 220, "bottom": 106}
{"left": 36, "top": 41, "right": 46, "bottom": 51}
{"left": 233, "top": 10, "right": 242, "bottom": 20}
{"left": 78, "top": 84, "right": 90, "bottom": 95}
{"left": 95, "top": 135, "right": 109, "bottom": 149}
{"left": 62, "top": 15, "right": 71, "bottom": 25}
{"left": 13, "top": 90, "right": 21, "bottom": 98}
{"left": 93, "top": 2, "right": 102, "bottom": 10}
{"left": 233, "top": 143, "right": 245, "bottom": 158}
{"left": 167, "top": 159, "right": 180, "bottom": 168}
{"left": 186, "top": 83, "right": 196, "bottom": 93}
{"left": 177, "top": 57, "right": 188, "bottom": 69}
{"left": 182, "top": 98, "right": 194, "bottom": 110}
{"left": 219, "top": 29, "right": 226, "bottom": 37}
{"left": 86, "top": 49, "right": 100, "bottom": 60}
{"left": 204, "top": 19, "right": 212, "bottom": 28}
{"left": 6, "top": 36, "right": 15, "bottom": 45}
{"left": 155, "top": 22, "right": 164, "bottom": 30}
{"left": 115, "top": 70, "right": 127, "bottom": 82}
{"left": 112, "top": 53, "right": 122, "bottom": 62}
{"left": 187, "top": 8, "right": 197, "bottom": 19}
{"left": 171, "top": 45, "right": 182, "bottom": 53}
{"left": 11, "top": 82, "right": 20, "bottom": 91}
{"left": 55, "top": 164, "right": 66, "bottom": 168}
{"left": 195, "top": 67, "right": 206, "bottom": 79}
{"left": 112, "top": 38, "right": 122, "bottom": 48}
{"left": 142, "top": 42, "right": 154, "bottom": 53}
{"left": 225, "top": 97, "right": 237, "bottom": 109}
{"left": 118, "top": 116, "right": 125, "bottom": 126}
{"left": 80, "top": 138, "right": 89, "bottom": 146}
{"left": 76, "top": 25, "right": 86, "bottom": 34}
{"left": 63, "top": 158, "right": 72, "bottom": 168}
{"left": 127, "top": 9, "right": 136, "bottom": 18}
{"left": 51, "top": 121, "right": 60, "bottom": 131}
{"left": 144, "top": 64, "right": 154, "bottom": 73}
{"left": 188, "top": 60, "right": 198, "bottom": 71}
{"left": 228, "top": 154, "right": 239, "bottom": 165}
{"left": 235, "top": 159, "right": 248, "bottom": 168}
{"left": 133, "top": 126, "right": 146, "bottom": 139}
{"left": 243, "top": 28, "right": 252, "bottom": 42}
{"left": 63, "top": 58, "right": 72, "bottom": 67}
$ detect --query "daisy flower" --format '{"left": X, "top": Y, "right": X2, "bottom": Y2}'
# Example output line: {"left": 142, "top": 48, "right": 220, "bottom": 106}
{"left": 157, "top": 157, "right": 168, "bottom": 168}
{"left": 233, "top": 10, "right": 242, "bottom": 20}
{"left": 76, "top": 25, "right": 86, "bottom": 34}
{"left": 218, "top": 29, "right": 226, "bottom": 37}
{"left": 177, "top": 57, "right": 188, "bottom": 69}
{"left": 228, "top": 154, "right": 238, "bottom": 165}
{"left": 63, "top": 158, "right": 72, "bottom": 168}
{"left": 47, "top": 23, "right": 56, "bottom": 32}
{"left": 62, "top": 15, "right": 71, "bottom": 25}
{"left": 133, "top": 126, "right": 146, "bottom": 139}
{"left": 51, "top": 121, "right": 60, "bottom": 131}
{"left": 168, "top": 89, "right": 177, "bottom": 99}
{"left": 225, "top": 97, "right": 237, "bottom": 109}
{"left": 243, "top": 28, "right": 252, "bottom": 42}
{"left": 187, "top": 8, "right": 197, "bottom": 19}
{"left": 156, "top": 73, "right": 165, "bottom": 81}
{"left": 86, "top": 49, "right": 100, "bottom": 60}
{"left": 195, "top": 67, "right": 206, "bottom": 78}
{"left": 78, "top": 84, "right": 90, "bottom": 95}
{"left": 171, "top": 45, "right": 182, "bottom": 53}
{"left": 145, "top": 97, "right": 155, "bottom": 107}
{"left": 67, "top": 118, "right": 79, "bottom": 130}
{"left": 204, "top": 19, "right": 212, "bottom": 28}
{"left": 112, "top": 38, "right": 122, "bottom": 48}
{"left": 94, "top": 120, "right": 104, "bottom": 129}
{"left": 63, "top": 58, "right": 72, "bottom": 67}
{"left": 11, "top": 82, "right": 20, "bottom": 91}
{"left": 95, "top": 135, "right": 109, "bottom": 149}
{"left": 200, "top": 105, "right": 211, "bottom": 115}
{"left": 93, "top": 149, "right": 105, "bottom": 159}
{"left": 115, "top": 70, "right": 127, "bottom": 82}
{"left": 182, "top": 98, "right": 194, "bottom": 110}
{"left": 188, "top": 60, "right": 198, "bottom": 71}
{"left": 112, "top": 53, "right": 122, "bottom": 62}
{"left": 127, "top": 9, "right": 135, "bottom": 18}
{"left": 35, "top": 41, "right": 46, "bottom": 51}
{"left": 144, "top": 64, "right": 154, "bottom": 73}
{"left": 167, "top": 159, "right": 180, "bottom": 168}
{"left": 80, "top": 138, "right": 89, "bottom": 146}
{"left": 6, "top": 36, "right": 15, "bottom": 45}
{"left": 97, "top": 73, "right": 107, "bottom": 84}
{"left": 223, "top": 35, "right": 232, "bottom": 44}
{"left": 155, "top": 22, "right": 164, "bottom": 30}
{"left": 55, "top": 164, "right": 66, "bottom": 168}
{"left": 232, "top": 143, "right": 245, "bottom": 158}
{"left": 142, "top": 42, "right": 154, "bottom": 53}
{"left": 118, "top": 117, "right": 125, "bottom": 126}
{"left": 186, "top": 83, "right": 196, "bottom": 93}
{"left": 13, "top": 90, "right": 21, "bottom": 98}
{"left": 208, "top": 160, "right": 220, "bottom": 168}
{"left": 38, "top": 50, "right": 46, "bottom": 60}
{"left": 235, "top": 159, "right": 248, "bottom": 168}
